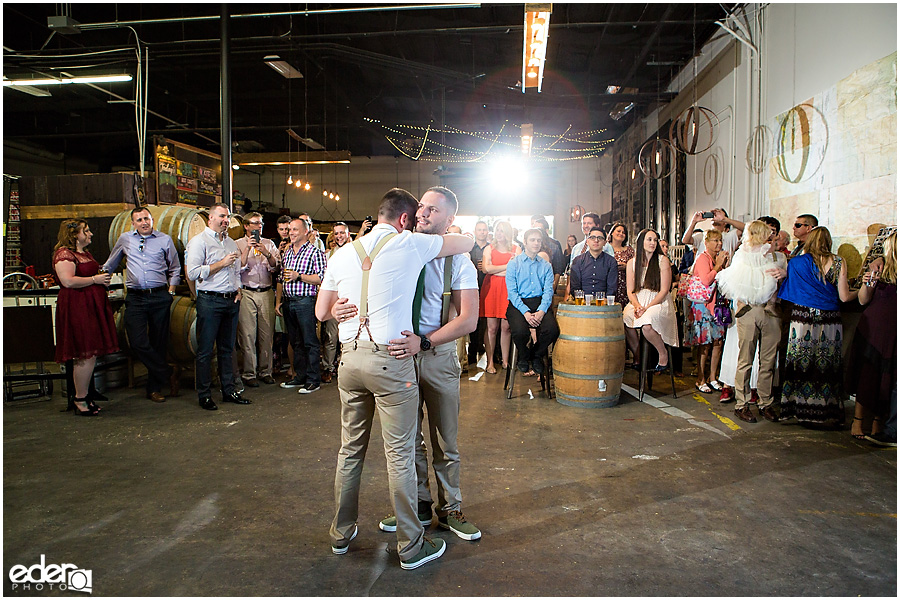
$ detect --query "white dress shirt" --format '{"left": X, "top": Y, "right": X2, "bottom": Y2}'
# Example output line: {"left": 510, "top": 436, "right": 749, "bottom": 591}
{"left": 321, "top": 223, "right": 444, "bottom": 344}
{"left": 185, "top": 227, "right": 241, "bottom": 292}
{"left": 418, "top": 254, "right": 478, "bottom": 335}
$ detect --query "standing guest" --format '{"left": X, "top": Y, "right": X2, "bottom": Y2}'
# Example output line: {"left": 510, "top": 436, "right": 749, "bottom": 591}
{"left": 790, "top": 214, "right": 818, "bottom": 257}
{"left": 276, "top": 218, "right": 327, "bottom": 394}
{"left": 467, "top": 221, "right": 490, "bottom": 366}
{"left": 682, "top": 208, "right": 745, "bottom": 257}
{"left": 104, "top": 207, "right": 181, "bottom": 403}
{"left": 480, "top": 220, "right": 520, "bottom": 374}
{"left": 623, "top": 229, "right": 678, "bottom": 372}
{"left": 53, "top": 219, "right": 119, "bottom": 416}
{"left": 235, "top": 212, "right": 280, "bottom": 387}
{"left": 775, "top": 230, "right": 791, "bottom": 257}
{"left": 569, "top": 227, "right": 617, "bottom": 299}
{"left": 320, "top": 222, "right": 351, "bottom": 383}
{"left": 447, "top": 224, "right": 462, "bottom": 234}
{"left": 274, "top": 215, "right": 293, "bottom": 374}
{"left": 315, "top": 188, "right": 473, "bottom": 568}
{"left": 506, "top": 228, "right": 560, "bottom": 376}
{"left": 848, "top": 231, "right": 896, "bottom": 444}
{"left": 683, "top": 229, "right": 728, "bottom": 392}
{"left": 678, "top": 231, "right": 702, "bottom": 275}
{"left": 299, "top": 213, "right": 327, "bottom": 253}
{"left": 563, "top": 234, "right": 577, "bottom": 261}
{"left": 716, "top": 221, "right": 786, "bottom": 423}
{"left": 777, "top": 226, "right": 855, "bottom": 426}
{"left": 531, "top": 215, "right": 566, "bottom": 278}
{"left": 186, "top": 203, "right": 250, "bottom": 410}
{"left": 569, "top": 212, "right": 602, "bottom": 267}
{"left": 607, "top": 222, "right": 635, "bottom": 307}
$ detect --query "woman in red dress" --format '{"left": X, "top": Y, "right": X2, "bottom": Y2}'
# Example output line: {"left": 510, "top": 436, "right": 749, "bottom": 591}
{"left": 479, "top": 220, "right": 521, "bottom": 374}
{"left": 52, "top": 219, "right": 119, "bottom": 415}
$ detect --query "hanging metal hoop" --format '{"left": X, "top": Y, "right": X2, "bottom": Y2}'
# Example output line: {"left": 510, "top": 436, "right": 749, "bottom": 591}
{"left": 670, "top": 106, "right": 718, "bottom": 155}
{"left": 774, "top": 103, "right": 828, "bottom": 184}
{"left": 616, "top": 161, "right": 644, "bottom": 191}
{"left": 745, "top": 125, "right": 772, "bottom": 174}
{"left": 638, "top": 138, "right": 677, "bottom": 179}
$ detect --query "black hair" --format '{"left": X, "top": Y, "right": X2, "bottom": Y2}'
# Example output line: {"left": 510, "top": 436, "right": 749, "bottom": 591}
{"left": 378, "top": 188, "right": 420, "bottom": 224}
{"left": 632, "top": 228, "right": 662, "bottom": 293}
{"left": 425, "top": 186, "right": 459, "bottom": 214}
{"left": 758, "top": 215, "right": 781, "bottom": 233}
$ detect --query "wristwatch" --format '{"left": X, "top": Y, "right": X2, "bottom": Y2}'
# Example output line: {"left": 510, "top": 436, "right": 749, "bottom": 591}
{"left": 168, "top": 290, "right": 176, "bottom": 296}
{"left": 418, "top": 334, "right": 432, "bottom": 351}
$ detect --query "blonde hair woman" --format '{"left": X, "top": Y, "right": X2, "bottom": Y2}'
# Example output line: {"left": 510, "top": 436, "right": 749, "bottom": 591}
{"left": 52, "top": 219, "right": 119, "bottom": 416}
{"left": 716, "top": 220, "right": 787, "bottom": 423}
{"left": 777, "top": 226, "right": 855, "bottom": 426}
{"left": 479, "top": 220, "right": 521, "bottom": 374}
{"left": 683, "top": 229, "right": 728, "bottom": 392}
{"left": 848, "top": 231, "right": 896, "bottom": 444}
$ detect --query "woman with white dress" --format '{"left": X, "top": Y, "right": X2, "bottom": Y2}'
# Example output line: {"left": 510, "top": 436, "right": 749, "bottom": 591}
{"left": 623, "top": 228, "right": 679, "bottom": 372}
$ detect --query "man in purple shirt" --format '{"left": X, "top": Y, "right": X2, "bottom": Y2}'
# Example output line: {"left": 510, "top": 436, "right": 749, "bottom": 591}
{"left": 236, "top": 212, "right": 281, "bottom": 387}
{"left": 104, "top": 207, "right": 181, "bottom": 403}
{"left": 569, "top": 227, "right": 618, "bottom": 299}
{"left": 276, "top": 217, "right": 327, "bottom": 394}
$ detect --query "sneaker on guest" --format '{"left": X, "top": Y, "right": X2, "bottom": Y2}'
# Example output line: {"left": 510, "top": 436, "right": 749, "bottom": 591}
{"left": 399, "top": 537, "right": 445, "bottom": 570}
{"left": 750, "top": 388, "right": 760, "bottom": 404}
{"left": 331, "top": 524, "right": 358, "bottom": 555}
{"left": 438, "top": 510, "right": 481, "bottom": 540}
{"left": 298, "top": 382, "right": 321, "bottom": 394}
{"left": 280, "top": 377, "right": 305, "bottom": 389}
{"left": 719, "top": 386, "right": 735, "bottom": 404}
{"left": 378, "top": 508, "right": 433, "bottom": 532}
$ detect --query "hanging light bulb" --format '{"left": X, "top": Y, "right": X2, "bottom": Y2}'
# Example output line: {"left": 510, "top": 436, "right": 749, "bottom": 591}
{"left": 323, "top": 190, "right": 328, "bottom": 197}
{"left": 304, "top": 182, "right": 311, "bottom": 191}
{"left": 329, "top": 193, "right": 335, "bottom": 199}
{"left": 287, "top": 174, "right": 293, "bottom": 185}
{"left": 295, "top": 179, "right": 302, "bottom": 188}
{"left": 334, "top": 194, "right": 340, "bottom": 201}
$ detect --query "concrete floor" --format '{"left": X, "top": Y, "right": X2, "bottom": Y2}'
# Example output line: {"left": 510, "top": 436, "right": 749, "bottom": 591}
{"left": 3, "top": 363, "right": 897, "bottom": 596}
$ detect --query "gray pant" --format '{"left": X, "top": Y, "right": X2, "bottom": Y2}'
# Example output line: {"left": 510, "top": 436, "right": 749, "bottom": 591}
{"left": 330, "top": 340, "right": 424, "bottom": 561}
{"left": 414, "top": 341, "right": 463, "bottom": 515}
{"left": 237, "top": 288, "right": 275, "bottom": 378}
{"left": 320, "top": 317, "right": 339, "bottom": 372}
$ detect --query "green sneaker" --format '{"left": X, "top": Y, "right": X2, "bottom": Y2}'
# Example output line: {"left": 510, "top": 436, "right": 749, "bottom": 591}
{"left": 378, "top": 509, "right": 433, "bottom": 532}
{"left": 400, "top": 537, "right": 445, "bottom": 570}
{"left": 438, "top": 510, "right": 481, "bottom": 540}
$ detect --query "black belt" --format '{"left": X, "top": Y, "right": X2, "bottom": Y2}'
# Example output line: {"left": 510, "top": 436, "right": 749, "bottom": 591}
{"left": 285, "top": 295, "right": 315, "bottom": 301}
{"left": 128, "top": 286, "right": 167, "bottom": 294}
{"left": 199, "top": 289, "right": 239, "bottom": 299}
{"left": 242, "top": 285, "right": 272, "bottom": 293}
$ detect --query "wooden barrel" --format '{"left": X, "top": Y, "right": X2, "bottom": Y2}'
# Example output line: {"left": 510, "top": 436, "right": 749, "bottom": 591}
{"left": 168, "top": 295, "right": 198, "bottom": 363}
{"left": 108, "top": 206, "right": 244, "bottom": 255}
{"left": 553, "top": 303, "right": 626, "bottom": 408}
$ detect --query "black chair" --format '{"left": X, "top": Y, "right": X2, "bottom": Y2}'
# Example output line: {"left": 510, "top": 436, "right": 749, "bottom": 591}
{"left": 634, "top": 328, "right": 677, "bottom": 402}
{"left": 504, "top": 337, "right": 554, "bottom": 400}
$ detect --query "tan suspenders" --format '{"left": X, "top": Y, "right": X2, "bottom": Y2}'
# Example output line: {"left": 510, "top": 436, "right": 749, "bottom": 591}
{"left": 351, "top": 232, "right": 398, "bottom": 342}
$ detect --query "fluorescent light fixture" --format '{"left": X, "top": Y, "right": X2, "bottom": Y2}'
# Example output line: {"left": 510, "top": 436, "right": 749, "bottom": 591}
{"left": 3, "top": 74, "right": 132, "bottom": 86}
{"left": 264, "top": 55, "right": 304, "bottom": 79}
{"left": 522, "top": 4, "right": 552, "bottom": 93}
{"left": 5, "top": 84, "right": 51, "bottom": 97}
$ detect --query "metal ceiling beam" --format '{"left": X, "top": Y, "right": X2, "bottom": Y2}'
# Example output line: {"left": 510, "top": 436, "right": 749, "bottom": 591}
{"left": 618, "top": 4, "right": 677, "bottom": 90}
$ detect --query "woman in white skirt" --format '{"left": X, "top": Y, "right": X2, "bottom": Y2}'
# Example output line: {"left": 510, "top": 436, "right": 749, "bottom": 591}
{"left": 623, "top": 228, "right": 679, "bottom": 372}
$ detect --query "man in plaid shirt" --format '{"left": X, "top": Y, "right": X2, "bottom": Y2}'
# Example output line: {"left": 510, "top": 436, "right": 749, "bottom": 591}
{"left": 276, "top": 217, "right": 327, "bottom": 394}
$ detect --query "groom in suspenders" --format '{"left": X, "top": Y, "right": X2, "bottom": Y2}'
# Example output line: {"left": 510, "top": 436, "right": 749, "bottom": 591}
{"left": 315, "top": 188, "right": 473, "bottom": 570}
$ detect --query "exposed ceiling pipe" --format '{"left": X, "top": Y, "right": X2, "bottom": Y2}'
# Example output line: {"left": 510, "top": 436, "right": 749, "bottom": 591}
{"left": 75, "top": 4, "right": 483, "bottom": 30}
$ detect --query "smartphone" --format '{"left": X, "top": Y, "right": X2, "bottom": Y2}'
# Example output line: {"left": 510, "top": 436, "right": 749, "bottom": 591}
{"left": 251, "top": 230, "right": 261, "bottom": 243}
{"left": 701, "top": 211, "right": 714, "bottom": 219}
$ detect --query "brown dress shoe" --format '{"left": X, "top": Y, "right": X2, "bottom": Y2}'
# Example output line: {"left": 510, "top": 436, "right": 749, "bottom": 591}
{"left": 734, "top": 406, "right": 757, "bottom": 423}
{"left": 148, "top": 391, "right": 166, "bottom": 403}
{"left": 259, "top": 375, "right": 276, "bottom": 385}
{"left": 760, "top": 405, "right": 779, "bottom": 422}
{"left": 321, "top": 371, "right": 333, "bottom": 383}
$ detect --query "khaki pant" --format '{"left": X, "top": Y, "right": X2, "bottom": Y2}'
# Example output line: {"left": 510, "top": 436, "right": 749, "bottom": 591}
{"left": 236, "top": 288, "right": 275, "bottom": 378}
{"left": 330, "top": 340, "right": 424, "bottom": 561}
{"left": 320, "top": 317, "right": 340, "bottom": 372}
{"left": 414, "top": 341, "right": 463, "bottom": 515}
{"left": 734, "top": 303, "right": 781, "bottom": 409}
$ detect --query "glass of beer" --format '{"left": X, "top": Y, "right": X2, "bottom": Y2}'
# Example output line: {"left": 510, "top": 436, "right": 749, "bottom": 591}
{"left": 597, "top": 296, "right": 606, "bottom": 306}
{"left": 574, "top": 290, "right": 584, "bottom": 305}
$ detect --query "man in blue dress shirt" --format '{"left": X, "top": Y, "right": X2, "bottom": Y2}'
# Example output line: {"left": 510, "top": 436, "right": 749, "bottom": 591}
{"left": 104, "top": 207, "right": 181, "bottom": 403}
{"left": 569, "top": 227, "right": 618, "bottom": 299}
{"left": 505, "top": 228, "right": 560, "bottom": 375}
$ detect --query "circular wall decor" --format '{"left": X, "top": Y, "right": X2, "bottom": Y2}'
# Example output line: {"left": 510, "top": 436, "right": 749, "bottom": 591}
{"left": 745, "top": 125, "right": 771, "bottom": 174}
{"left": 670, "top": 106, "right": 718, "bottom": 155}
{"left": 774, "top": 103, "right": 828, "bottom": 184}
{"left": 638, "top": 138, "right": 676, "bottom": 179}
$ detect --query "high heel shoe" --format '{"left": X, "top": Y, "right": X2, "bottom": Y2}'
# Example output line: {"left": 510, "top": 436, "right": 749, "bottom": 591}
{"left": 850, "top": 416, "right": 866, "bottom": 440}
{"left": 69, "top": 397, "right": 99, "bottom": 416}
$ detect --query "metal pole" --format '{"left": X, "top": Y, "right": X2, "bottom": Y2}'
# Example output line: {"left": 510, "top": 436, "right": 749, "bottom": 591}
{"left": 220, "top": 4, "right": 232, "bottom": 211}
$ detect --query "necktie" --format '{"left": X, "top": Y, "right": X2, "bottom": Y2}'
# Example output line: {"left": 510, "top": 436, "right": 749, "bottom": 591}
{"left": 580, "top": 242, "right": 589, "bottom": 255}
{"left": 411, "top": 267, "right": 426, "bottom": 335}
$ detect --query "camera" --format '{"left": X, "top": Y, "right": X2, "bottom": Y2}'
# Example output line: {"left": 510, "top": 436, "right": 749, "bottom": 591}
{"left": 701, "top": 211, "right": 715, "bottom": 219}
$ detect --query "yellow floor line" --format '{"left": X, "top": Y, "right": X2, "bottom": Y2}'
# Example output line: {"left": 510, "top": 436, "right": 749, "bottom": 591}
{"left": 692, "top": 393, "right": 742, "bottom": 431}
{"left": 798, "top": 509, "right": 897, "bottom": 519}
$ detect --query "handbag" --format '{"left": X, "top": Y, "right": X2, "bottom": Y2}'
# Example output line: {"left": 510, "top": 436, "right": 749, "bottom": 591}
{"left": 677, "top": 274, "right": 715, "bottom": 303}
{"left": 714, "top": 293, "right": 733, "bottom": 326}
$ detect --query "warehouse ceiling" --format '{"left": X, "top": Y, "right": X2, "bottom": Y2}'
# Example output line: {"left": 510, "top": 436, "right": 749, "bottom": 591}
{"left": 3, "top": 3, "right": 741, "bottom": 171}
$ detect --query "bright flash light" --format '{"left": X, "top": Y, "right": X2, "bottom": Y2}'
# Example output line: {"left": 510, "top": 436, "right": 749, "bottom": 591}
{"left": 488, "top": 157, "right": 529, "bottom": 191}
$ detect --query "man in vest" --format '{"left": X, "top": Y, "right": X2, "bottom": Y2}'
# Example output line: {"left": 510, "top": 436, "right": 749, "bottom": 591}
{"left": 315, "top": 188, "right": 473, "bottom": 569}
{"left": 338, "top": 187, "right": 481, "bottom": 541}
